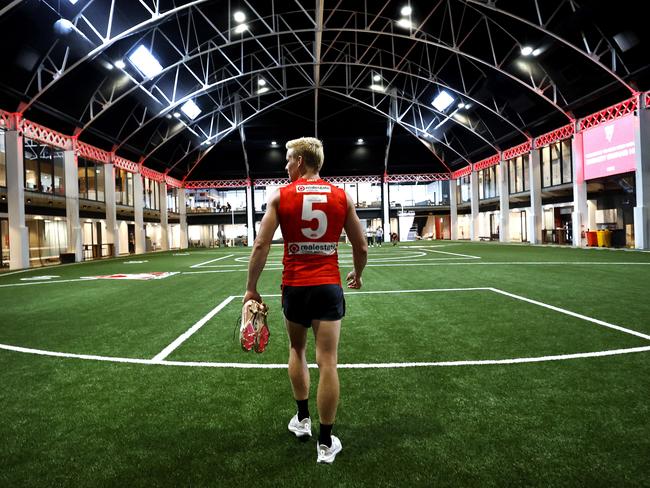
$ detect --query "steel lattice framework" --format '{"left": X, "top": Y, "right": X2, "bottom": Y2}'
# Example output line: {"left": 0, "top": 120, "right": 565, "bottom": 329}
{"left": 451, "top": 166, "right": 473, "bottom": 179}
{"left": 0, "top": 2, "right": 646, "bottom": 182}
{"left": 502, "top": 141, "right": 532, "bottom": 161}
{"left": 533, "top": 124, "right": 575, "bottom": 149}
{"left": 579, "top": 98, "right": 638, "bottom": 131}
{"left": 76, "top": 140, "right": 111, "bottom": 163}
{"left": 4, "top": 0, "right": 636, "bottom": 179}
{"left": 473, "top": 154, "right": 501, "bottom": 172}
{"left": 385, "top": 173, "right": 449, "bottom": 183}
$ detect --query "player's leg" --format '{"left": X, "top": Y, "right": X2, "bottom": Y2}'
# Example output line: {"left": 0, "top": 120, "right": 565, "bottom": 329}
{"left": 286, "top": 319, "right": 313, "bottom": 438}
{"left": 286, "top": 320, "right": 309, "bottom": 401}
{"left": 312, "top": 319, "right": 340, "bottom": 425}
{"left": 312, "top": 319, "right": 342, "bottom": 462}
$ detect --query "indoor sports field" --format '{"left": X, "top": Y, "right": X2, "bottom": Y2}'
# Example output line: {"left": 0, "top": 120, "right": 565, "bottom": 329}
{"left": 1, "top": 242, "right": 650, "bottom": 487}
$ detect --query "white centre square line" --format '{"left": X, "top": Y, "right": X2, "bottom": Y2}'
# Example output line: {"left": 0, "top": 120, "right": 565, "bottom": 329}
{"left": 151, "top": 295, "right": 236, "bottom": 362}
{"left": 190, "top": 254, "right": 234, "bottom": 268}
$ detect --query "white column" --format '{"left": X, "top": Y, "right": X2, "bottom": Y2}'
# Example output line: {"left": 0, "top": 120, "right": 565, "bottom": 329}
{"left": 572, "top": 131, "right": 588, "bottom": 247}
{"left": 159, "top": 181, "right": 169, "bottom": 251}
{"left": 133, "top": 173, "right": 145, "bottom": 254}
{"left": 63, "top": 149, "right": 83, "bottom": 261}
{"left": 449, "top": 178, "right": 458, "bottom": 240}
{"left": 382, "top": 179, "right": 390, "bottom": 242}
{"left": 528, "top": 147, "right": 543, "bottom": 244}
{"left": 246, "top": 182, "right": 254, "bottom": 247}
{"left": 104, "top": 162, "right": 119, "bottom": 256}
{"left": 179, "top": 188, "right": 189, "bottom": 249}
{"left": 5, "top": 129, "right": 29, "bottom": 270}
{"left": 498, "top": 158, "right": 509, "bottom": 242}
{"left": 470, "top": 170, "right": 479, "bottom": 241}
{"left": 634, "top": 99, "right": 650, "bottom": 249}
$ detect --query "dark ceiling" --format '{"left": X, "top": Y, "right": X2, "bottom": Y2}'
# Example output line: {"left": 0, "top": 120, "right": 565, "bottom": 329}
{"left": 0, "top": 0, "right": 648, "bottom": 181}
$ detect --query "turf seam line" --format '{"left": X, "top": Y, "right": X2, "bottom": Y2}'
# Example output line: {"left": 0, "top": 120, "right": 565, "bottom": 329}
{"left": 151, "top": 295, "right": 236, "bottom": 362}
{"left": 489, "top": 288, "right": 650, "bottom": 342}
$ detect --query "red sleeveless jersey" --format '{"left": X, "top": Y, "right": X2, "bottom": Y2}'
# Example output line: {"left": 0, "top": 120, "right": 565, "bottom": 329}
{"left": 278, "top": 178, "right": 348, "bottom": 286}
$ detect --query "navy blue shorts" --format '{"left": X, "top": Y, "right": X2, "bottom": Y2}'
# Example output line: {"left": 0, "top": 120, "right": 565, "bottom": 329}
{"left": 281, "top": 284, "right": 346, "bottom": 328}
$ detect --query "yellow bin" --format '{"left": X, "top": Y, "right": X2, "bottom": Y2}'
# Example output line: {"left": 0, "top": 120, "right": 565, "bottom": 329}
{"left": 596, "top": 230, "right": 612, "bottom": 247}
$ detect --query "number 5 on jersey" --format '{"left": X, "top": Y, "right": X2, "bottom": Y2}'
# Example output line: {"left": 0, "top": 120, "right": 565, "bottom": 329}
{"left": 301, "top": 194, "right": 328, "bottom": 239}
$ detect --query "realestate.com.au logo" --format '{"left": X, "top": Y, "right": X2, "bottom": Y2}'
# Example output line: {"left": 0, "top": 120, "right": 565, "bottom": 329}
{"left": 288, "top": 242, "right": 337, "bottom": 255}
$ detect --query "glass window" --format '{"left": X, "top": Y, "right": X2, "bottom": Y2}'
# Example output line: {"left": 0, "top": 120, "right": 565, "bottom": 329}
{"left": 0, "top": 130, "right": 6, "bottom": 187}
{"left": 78, "top": 162, "right": 88, "bottom": 199}
{"left": 523, "top": 154, "right": 530, "bottom": 191}
{"left": 86, "top": 161, "right": 97, "bottom": 201}
{"left": 561, "top": 139, "right": 572, "bottom": 184}
{"left": 40, "top": 156, "right": 53, "bottom": 194}
{"left": 167, "top": 187, "right": 179, "bottom": 213}
{"left": 551, "top": 143, "right": 561, "bottom": 186}
{"left": 96, "top": 164, "right": 104, "bottom": 201}
{"left": 126, "top": 172, "right": 134, "bottom": 206}
{"left": 541, "top": 146, "right": 551, "bottom": 187}
{"left": 53, "top": 150, "right": 65, "bottom": 195}
{"left": 508, "top": 160, "right": 516, "bottom": 193}
{"left": 24, "top": 154, "right": 39, "bottom": 190}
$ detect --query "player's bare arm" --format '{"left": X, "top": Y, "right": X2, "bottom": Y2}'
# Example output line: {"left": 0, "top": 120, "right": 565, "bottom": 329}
{"left": 244, "top": 189, "right": 281, "bottom": 303}
{"left": 343, "top": 192, "right": 368, "bottom": 289}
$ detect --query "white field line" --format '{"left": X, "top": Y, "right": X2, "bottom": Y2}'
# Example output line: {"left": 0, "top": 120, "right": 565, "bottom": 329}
{"left": 490, "top": 287, "right": 650, "bottom": 342}
{"left": 190, "top": 254, "right": 234, "bottom": 268}
{"left": 151, "top": 295, "right": 236, "bottom": 362}
{"left": 419, "top": 248, "right": 481, "bottom": 259}
{"left": 0, "top": 342, "right": 648, "bottom": 368}
{"left": 183, "top": 268, "right": 284, "bottom": 274}
{"left": 240, "top": 287, "right": 491, "bottom": 298}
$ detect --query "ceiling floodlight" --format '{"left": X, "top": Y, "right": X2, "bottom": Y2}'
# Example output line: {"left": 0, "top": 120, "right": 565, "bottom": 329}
{"left": 370, "top": 84, "right": 385, "bottom": 92}
{"left": 431, "top": 90, "right": 454, "bottom": 111}
{"left": 235, "top": 23, "right": 248, "bottom": 34}
{"left": 373, "top": 74, "right": 381, "bottom": 82}
{"left": 173, "top": 112, "right": 181, "bottom": 118}
{"left": 165, "top": 114, "right": 172, "bottom": 119}
{"left": 114, "top": 60, "right": 126, "bottom": 69}
{"left": 532, "top": 48, "right": 542, "bottom": 57}
{"left": 400, "top": 6, "right": 412, "bottom": 16}
{"left": 257, "top": 86, "right": 270, "bottom": 94}
{"left": 128, "top": 45, "right": 163, "bottom": 78}
{"left": 271, "top": 141, "right": 277, "bottom": 145}
{"left": 233, "top": 11, "right": 246, "bottom": 23}
{"left": 520, "top": 45, "right": 534, "bottom": 56}
{"left": 68, "top": 0, "right": 79, "bottom": 4}
{"left": 397, "top": 18, "right": 412, "bottom": 29}
{"left": 457, "top": 102, "right": 466, "bottom": 109}
{"left": 258, "top": 78, "right": 267, "bottom": 86}
{"left": 181, "top": 100, "right": 201, "bottom": 120}
{"left": 357, "top": 138, "right": 364, "bottom": 144}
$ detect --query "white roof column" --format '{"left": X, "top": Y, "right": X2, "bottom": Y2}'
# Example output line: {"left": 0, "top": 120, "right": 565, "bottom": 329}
{"left": 382, "top": 175, "right": 390, "bottom": 242}
{"left": 179, "top": 188, "right": 188, "bottom": 249}
{"left": 63, "top": 148, "right": 82, "bottom": 261}
{"left": 498, "top": 155, "right": 509, "bottom": 242}
{"left": 159, "top": 181, "right": 169, "bottom": 251}
{"left": 246, "top": 179, "right": 254, "bottom": 247}
{"left": 572, "top": 126, "right": 588, "bottom": 247}
{"left": 469, "top": 169, "right": 479, "bottom": 241}
{"left": 634, "top": 95, "right": 650, "bottom": 250}
{"left": 528, "top": 146, "right": 543, "bottom": 244}
{"left": 133, "top": 173, "right": 145, "bottom": 254}
{"left": 103, "top": 161, "right": 119, "bottom": 256}
{"left": 449, "top": 177, "right": 458, "bottom": 240}
{"left": 5, "top": 125, "right": 29, "bottom": 270}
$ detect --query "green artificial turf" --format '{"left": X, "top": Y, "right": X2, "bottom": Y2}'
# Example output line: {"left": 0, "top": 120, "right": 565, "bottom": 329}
{"left": 1, "top": 242, "right": 650, "bottom": 487}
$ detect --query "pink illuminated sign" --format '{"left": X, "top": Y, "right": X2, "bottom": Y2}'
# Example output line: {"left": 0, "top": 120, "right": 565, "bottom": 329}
{"left": 583, "top": 114, "right": 636, "bottom": 180}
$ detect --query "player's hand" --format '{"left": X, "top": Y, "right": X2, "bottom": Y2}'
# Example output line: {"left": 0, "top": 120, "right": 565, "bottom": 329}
{"left": 346, "top": 270, "right": 363, "bottom": 289}
{"left": 243, "top": 290, "right": 262, "bottom": 303}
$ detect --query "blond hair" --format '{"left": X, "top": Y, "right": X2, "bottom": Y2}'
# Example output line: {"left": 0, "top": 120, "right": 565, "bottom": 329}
{"left": 286, "top": 137, "right": 325, "bottom": 171}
